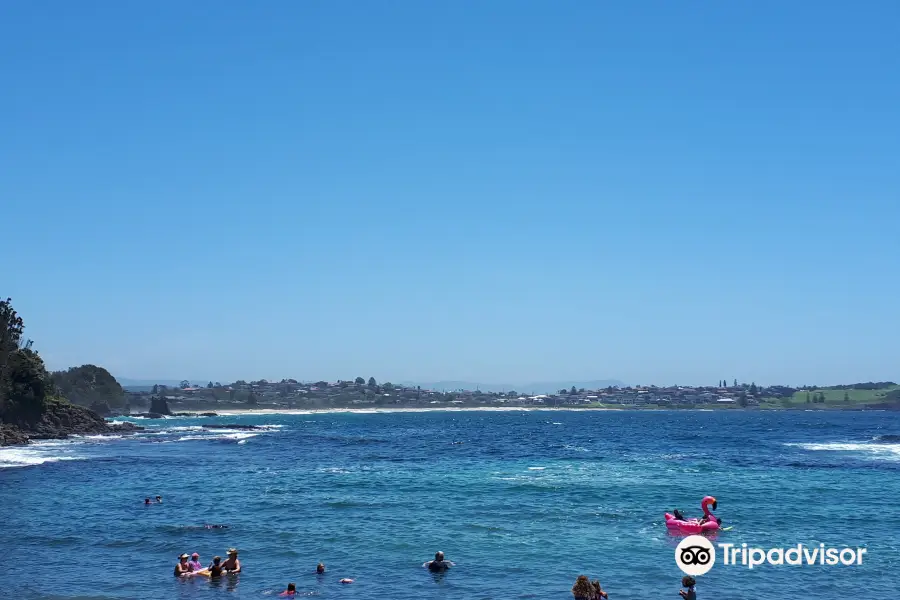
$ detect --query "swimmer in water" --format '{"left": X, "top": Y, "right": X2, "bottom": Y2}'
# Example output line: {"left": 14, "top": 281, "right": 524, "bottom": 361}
{"left": 201, "top": 556, "right": 223, "bottom": 577}
{"left": 174, "top": 554, "right": 191, "bottom": 577}
{"left": 205, "top": 524, "right": 229, "bottom": 529}
{"left": 144, "top": 498, "right": 151, "bottom": 505}
{"left": 156, "top": 496, "right": 163, "bottom": 503}
{"left": 280, "top": 583, "right": 296, "bottom": 596}
{"left": 221, "top": 548, "right": 241, "bottom": 573}
{"left": 188, "top": 553, "right": 203, "bottom": 572}
{"left": 424, "top": 551, "right": 455, "bottom": 572}
{"left": 316, "top": 563, "right": 326, "bottom": 574}
{"left": 340, "top": 578, "right": 354, "bottom": 584}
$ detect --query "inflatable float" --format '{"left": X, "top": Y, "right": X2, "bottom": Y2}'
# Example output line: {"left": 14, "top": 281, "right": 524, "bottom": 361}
{"left": 665, "top": 496, "right": 721, "bottom": 534}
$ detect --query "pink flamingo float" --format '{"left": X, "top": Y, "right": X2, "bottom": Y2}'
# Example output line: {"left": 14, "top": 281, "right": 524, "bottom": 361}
{"left": 665, "top": 496, "right": 721, "bottom": 534}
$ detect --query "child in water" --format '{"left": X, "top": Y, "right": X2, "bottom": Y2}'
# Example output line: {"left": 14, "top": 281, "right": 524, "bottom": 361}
{"left": 679, "top": 576, "right": 697, "bottom": 600}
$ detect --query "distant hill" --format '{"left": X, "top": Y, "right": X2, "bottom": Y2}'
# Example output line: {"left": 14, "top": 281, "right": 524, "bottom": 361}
{"left": 400, "top": 380, "right": 626, "bottom": 394}
{"left": 117, "top": 378, "right": 185, "bottom": 387}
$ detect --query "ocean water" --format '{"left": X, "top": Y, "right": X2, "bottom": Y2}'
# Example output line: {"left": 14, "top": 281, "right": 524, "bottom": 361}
{"left": 1, "top": 409, "right": 898, "bottom": 599}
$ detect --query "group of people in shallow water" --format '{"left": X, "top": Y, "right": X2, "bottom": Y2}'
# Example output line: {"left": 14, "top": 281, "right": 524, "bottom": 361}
{"left": 174, "top": 548, "right": 241, "bottom": 577}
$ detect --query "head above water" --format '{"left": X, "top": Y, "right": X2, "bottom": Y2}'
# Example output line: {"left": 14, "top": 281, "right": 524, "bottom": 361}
{"left": 434, "top": 551, "right": 444, "bottom": 561}
{"left": 227, "top": 548, "right": 238, "bottom": 556}
{"left": 316, "top": 563, "right": 325, "bottom": 573}
{"left": 156, "top": 496, "right": 162, "bottom": 502}
{"left": 682, "top": 575, "right": 696, "bottom": 588}
{"left": 179, "top": 554, "right": 189, "bottom": 561}
{"left": 191, "top": 553, "right": 199, "bottom": 559}
{"left": 287, "top": 583, "right": 296, "bottom": 592}
{"left": 213, "top": 556, "right": 221, "bottom": 564}
{"left": 572, "top": 575, "right": 593, "bottom": 597}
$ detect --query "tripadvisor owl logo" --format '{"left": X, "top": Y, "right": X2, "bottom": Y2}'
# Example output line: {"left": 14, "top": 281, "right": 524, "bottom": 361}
{"left": 675, "top": 535, "right": 715, "bottom": 576}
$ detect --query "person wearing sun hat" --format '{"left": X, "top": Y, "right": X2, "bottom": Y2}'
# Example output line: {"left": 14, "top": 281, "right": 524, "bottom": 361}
{"left": 222, "top": 548, "right": 241, "bottom": 574}
{"left": 174, "top": 553, "right": 191, "bottom": 577}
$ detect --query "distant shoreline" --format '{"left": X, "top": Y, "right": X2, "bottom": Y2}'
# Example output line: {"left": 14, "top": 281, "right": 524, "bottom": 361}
{"left": 138, "top": 403, "right": 895, "bottom": 418}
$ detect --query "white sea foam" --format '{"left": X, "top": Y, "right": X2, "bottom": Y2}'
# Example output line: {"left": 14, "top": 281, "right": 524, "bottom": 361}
{"left": 176, "top": 432, "right": 260, "bottom": 443}
{"left": 787, "top": 441, "right": 900, "bottom": 461}
{"left": 0, "top": 440, "right": 87, "bottom": 469}
{"left": 527, "top": 466, "right": 547, "bottom": 470}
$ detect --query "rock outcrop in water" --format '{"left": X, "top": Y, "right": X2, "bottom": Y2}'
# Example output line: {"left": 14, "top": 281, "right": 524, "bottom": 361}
{"left": 0, "top": 297, "right": 142, "bottom": 446}
{"left": 149, "top": 395, "right": 172, "bottom": 416}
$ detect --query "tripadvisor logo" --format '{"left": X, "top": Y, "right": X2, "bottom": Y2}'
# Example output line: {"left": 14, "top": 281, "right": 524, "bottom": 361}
{"left": 674, "top": 535, "right": 867, "bottom": 574}
{"left": 675, "top": 536, "right": 716, "bottom": 576}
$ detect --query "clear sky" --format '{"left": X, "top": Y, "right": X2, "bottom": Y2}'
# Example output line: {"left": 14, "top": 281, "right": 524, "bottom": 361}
{"left": 3, "top": 1, "right": 899, "bottom": 387}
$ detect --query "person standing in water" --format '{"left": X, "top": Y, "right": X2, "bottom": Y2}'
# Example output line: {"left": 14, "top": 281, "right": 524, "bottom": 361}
{"left": 188, "top": 553, "right": 203, "bottom": 572}
{"left": 316, "top": 563, "right": 326, "bottom": 574}
{"left": 174, "top": 554, "right": 191, "bottom": 577}
{"left": 222, "top": 548, "right": 241, "bottom": 573}
{"left": 679, "top": 576, "right": 697, "bottom": 600}
{"left": 423, "top": 551, "right": 454, "bottom": 572}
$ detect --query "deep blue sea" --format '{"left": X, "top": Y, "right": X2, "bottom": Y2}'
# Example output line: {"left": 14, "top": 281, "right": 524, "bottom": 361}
{"left": 1, "top": 409, "right": 899, "bottom": 599}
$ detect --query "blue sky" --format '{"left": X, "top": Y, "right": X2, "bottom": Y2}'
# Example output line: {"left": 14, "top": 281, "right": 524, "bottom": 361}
{"left": 3, "top": 1, "right": 899, "bottom": 386}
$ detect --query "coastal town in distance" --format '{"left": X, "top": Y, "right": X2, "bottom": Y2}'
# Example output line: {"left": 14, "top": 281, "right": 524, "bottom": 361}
{"left": 121, "top": 377, "right": 900, "bottom": 415}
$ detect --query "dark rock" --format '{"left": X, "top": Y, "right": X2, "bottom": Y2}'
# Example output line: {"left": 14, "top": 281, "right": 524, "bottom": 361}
{"left": 0, "top": 399, "right": 144, "bottom": 446}
{"left": 90, "top": 401, "right": 112, "bottom": 416}
{"left": 202, "top": 424, "right": 266, "bottom": 430}
{"left": 129, "top": 412, "right": 165, "bottom": 419}
{"left": 200, "top": 412, "right": 218, "bottom": 417}
{"left": 0, "top": 424, "right": 30, "bottom": 446}
{"left": 149, "top": 396, "right": 172, "bottom": 416}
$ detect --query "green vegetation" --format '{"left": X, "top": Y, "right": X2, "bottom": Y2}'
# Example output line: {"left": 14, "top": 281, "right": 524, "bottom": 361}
{"left": 1, "top": 298, "right": 139, "bottom": 445}
{"left": 52, "top": 365, "right": 126, "bottom": 414}
{"left": 0, "top": 297, "right": 51, "bottom": 426}
{"left": 756, "top": 385, "right": 900, "bottom": 409}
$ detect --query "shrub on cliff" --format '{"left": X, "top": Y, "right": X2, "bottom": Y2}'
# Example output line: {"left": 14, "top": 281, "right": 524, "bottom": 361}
{"left": 52, "top": 364, "right": 126, "bottom": 410}
{"left": 1, "top": 298, "right": 51, "bottom": 426}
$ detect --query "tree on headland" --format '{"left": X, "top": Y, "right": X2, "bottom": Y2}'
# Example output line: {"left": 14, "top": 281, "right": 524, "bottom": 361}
{"left": 355, "top": 377, "right": 365, "bottom": 385}
{"left": 368, "top": 377, "right": 377, "bottom": 387}
{"left": 844, "top": 391, "right": 850, "bottom": 402}
{"left": 749, "top": 382, "right": 758, "bottom": 396}
{"left": 570, "top": 386, "right": 577, "bottom": 395}
{"left": 151, "top": 384, "right": 159, "bottom": 394}
{"left": 247, "top": 392, "right": 258, "bottom": 405}
{"left": 739, "top": 391, "right": 748, "bottom": 407}
{"left": 207, "top": 381, "right": 213, "bottom": 388}
{"left": 733, "top": 378, "right": 738, "bottom": 388}
{"left": 1, "top": 298, "right": 51, "bottom": 425}
{"left": 180, "top": 380, "right": 190, "bottom": 389}
{"left": 51, "top": 365, "right": 125, "bottom": 410}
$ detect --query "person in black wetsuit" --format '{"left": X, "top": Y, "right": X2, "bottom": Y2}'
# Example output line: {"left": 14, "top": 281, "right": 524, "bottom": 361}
{"left": 423, "top": 551, "right": 455, "bottom": 572}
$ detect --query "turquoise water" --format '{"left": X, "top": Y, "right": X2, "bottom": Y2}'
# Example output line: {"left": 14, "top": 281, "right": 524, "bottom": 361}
{"left": 1, "top": 409, "right": 898, "bottom": 599}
